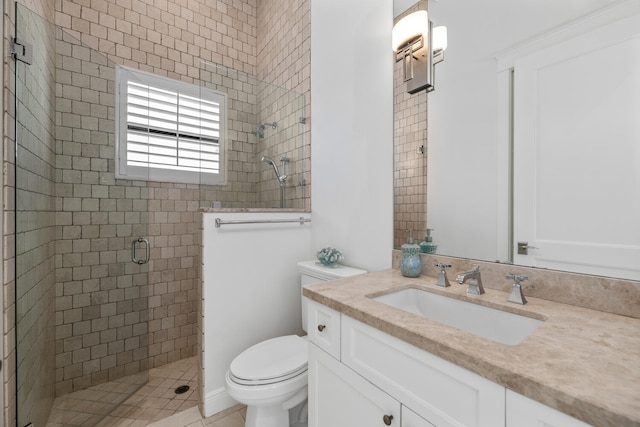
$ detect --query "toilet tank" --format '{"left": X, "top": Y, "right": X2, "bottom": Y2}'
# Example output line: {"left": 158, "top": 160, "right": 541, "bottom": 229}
{"left": 297, "top": 260, "right": 367, "bottom": 333}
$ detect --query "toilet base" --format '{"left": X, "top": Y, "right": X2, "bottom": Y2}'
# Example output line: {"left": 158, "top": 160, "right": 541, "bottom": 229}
{"left": 243, "top": 400, "right": 308, "bottom": 427}
{"left": 245, "top": 404, "right": 289, "bottom": 427}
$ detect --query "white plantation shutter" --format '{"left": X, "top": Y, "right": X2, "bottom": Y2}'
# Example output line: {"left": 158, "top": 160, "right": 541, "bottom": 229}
{"left": 116, "top": 66, "right": 225, "bottom": 184}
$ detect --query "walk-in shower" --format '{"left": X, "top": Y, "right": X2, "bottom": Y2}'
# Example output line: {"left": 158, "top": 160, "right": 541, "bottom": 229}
{"left": 12, "top": 7, "right": 307, "bottom": 425}
{"left": 261, "top": 156, "right": 289, "bottom": 208}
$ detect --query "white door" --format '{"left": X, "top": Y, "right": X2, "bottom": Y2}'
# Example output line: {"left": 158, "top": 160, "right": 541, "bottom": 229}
{"left": 308, "top": 343, "right": 400, "bottom": 427}
{"left": 512, "top": 12, "right": 640, "bottom": 280}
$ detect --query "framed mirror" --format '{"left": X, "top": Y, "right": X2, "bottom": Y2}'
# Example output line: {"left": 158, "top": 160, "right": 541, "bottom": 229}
{"left": 394, "top": 0, "right": 640, "bottom": 281}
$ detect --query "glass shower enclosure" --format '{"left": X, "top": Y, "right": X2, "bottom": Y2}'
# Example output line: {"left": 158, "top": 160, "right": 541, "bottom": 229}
{"left": 14, "top": 4, "right": 150, "bottom": 426}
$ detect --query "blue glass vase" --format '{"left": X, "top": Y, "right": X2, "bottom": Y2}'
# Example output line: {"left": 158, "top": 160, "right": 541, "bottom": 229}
{"left": 400, "top": 241, "right": 422, "bottom": 278}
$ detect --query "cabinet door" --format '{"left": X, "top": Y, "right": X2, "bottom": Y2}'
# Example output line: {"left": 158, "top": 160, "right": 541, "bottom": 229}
{"left": 309, "top": 343, "right": 400, "bottom": 427}
{"left": 403, "top": 406, "right": 435, "bottom": 427}
{"left": 341, "top": 315, "right": 505, "bottom": 427}
{"left": 506, "top": 390, "right": 593, "bottom": 427}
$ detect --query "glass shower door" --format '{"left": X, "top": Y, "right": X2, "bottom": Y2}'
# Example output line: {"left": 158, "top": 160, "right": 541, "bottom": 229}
{"left": 14, "top": 5, "right": 150, "bottom": 426}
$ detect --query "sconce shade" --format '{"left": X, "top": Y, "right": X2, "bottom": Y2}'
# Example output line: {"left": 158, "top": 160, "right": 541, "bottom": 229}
{"left": 392, "top": 10, "right": 429, "bottom": 52}
{"left": 393, "top": 10, "right": 446, "bottom": 93}
{"left": 433, "top": 26, "right": 448, "bottom": 52}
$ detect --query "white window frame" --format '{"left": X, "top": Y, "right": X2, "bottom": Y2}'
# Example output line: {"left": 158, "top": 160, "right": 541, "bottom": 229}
{"left": 115, "top": 65, "right": 226, "bottom": 185}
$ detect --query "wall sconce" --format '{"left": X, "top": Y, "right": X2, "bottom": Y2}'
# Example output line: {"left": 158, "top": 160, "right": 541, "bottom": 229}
{"left": 392, "top": 10, "right": 447, "bottom": 93}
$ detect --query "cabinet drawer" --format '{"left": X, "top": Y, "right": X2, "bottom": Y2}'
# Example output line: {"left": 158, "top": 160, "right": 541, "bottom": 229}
{"left": 341, "top": 316, "right": 505, "bottom": 427}
{"left": 307, "top": 298, "right": 341, "bottom": 360}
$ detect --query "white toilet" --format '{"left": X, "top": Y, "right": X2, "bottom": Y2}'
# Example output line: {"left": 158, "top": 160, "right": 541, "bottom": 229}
{"left": 225, "top": 260, "right": 367, "bottom": 427}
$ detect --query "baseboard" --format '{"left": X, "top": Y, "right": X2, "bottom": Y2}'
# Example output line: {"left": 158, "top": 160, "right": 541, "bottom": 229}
{"left": 203, "top": 386, "right": 238, "bottom": 418}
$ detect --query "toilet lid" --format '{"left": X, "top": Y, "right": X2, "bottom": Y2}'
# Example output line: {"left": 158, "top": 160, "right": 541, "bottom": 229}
{"left": 230, "top": 335, "right": 308, "bottom": 384}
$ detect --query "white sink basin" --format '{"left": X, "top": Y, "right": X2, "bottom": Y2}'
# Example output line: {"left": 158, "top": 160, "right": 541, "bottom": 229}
{"left": 372, "top": 288, "right": 543, "bottom": 346}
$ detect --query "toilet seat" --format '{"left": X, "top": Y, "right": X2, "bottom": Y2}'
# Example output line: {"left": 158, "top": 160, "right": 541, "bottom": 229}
{"left": 229, "top": 335, "right": 308, "bottom": 386}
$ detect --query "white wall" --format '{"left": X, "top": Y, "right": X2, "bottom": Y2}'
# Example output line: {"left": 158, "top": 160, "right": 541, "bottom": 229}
{"left": 201, "top": 212, "right": 312, "bottom": 416}
{"left": 310, "top": 0, "right": 394, "bottom": 273}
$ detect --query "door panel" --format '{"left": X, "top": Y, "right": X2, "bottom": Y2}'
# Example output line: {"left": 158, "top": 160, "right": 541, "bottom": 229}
{"left": 512, "top": 14, "right": 640, "bottom": 280}
{"left": 308, "top": 344, "right": 400, "bottom": 427}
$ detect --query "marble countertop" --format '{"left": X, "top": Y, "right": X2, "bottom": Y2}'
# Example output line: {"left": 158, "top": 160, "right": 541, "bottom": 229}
{"left": 303, "top": 269, "right": 640, "bottom": 427}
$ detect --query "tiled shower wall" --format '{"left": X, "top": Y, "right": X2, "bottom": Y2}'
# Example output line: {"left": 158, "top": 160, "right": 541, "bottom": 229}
{"left": 56, "top": 0, "right": 266, "bottom": 208}
{"left": 393, "top": 1, "right": 428, "bottom": 249}
{"left": 198, "top": 63, "right": 260, "bottom": 208}
{"left": 256, "top": 0, "right": 310, "bottom": 210}
{"left": 253, "top": 78, "right": 306, "bottom": 209}
{"left": 53, "top": 29, "right": 152, "bottom": 395}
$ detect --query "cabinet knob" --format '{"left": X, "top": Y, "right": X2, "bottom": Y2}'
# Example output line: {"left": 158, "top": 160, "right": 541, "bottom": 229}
{"left": 317, "top": 324, "right": 326, "bottom": 332}
{"left": 383, "top": 414, "right": 393, "bottom": 425}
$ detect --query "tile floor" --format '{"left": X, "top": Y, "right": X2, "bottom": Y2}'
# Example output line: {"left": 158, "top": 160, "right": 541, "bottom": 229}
{"left": 45, "top": 356, "right": 244, "bottom": 426}
{"left": 147, "top": 405, "right": 246, "bottom": 427}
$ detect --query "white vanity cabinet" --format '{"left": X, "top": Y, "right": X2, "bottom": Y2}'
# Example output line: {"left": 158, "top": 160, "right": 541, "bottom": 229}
{"left": 306, "top": 299, "right": 505, "bottom": 427}
{"left": 506, "top": 390, "right": 593, "bottom": 427}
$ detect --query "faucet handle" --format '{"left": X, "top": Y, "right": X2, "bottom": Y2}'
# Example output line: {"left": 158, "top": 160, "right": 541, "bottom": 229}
{"left": 507, "top": 274, "right": 529, "bottom": 304}
{"left": 506, "top": 274, "right": 528, "bottom": 285}
{"left": 435, "top": 263, "right": 452, "bottom": 287}
{"left": 468, "top": 265, "right": 484, "bottom": 295}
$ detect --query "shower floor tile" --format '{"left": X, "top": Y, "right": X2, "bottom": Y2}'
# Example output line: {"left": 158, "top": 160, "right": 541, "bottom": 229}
{"left": 46, "top": 356, "right": 200, "bottom": 427}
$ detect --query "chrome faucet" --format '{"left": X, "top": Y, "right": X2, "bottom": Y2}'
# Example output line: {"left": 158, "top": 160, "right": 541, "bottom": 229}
{"left": 456, "top": 264, "right": 485, "bottom": 295}
{"left": 507, "top": 274, "right": 529, "bottom": 305}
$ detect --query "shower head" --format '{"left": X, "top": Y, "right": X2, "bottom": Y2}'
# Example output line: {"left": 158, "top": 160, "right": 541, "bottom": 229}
{"left": 261, "top": 156, "right": 281, "bottom": 180}
{"left": 261, "top": 156, "right": 288, "bottom": 184}
{"left": 254, "top": 122, "right": 277, "bottom": 138}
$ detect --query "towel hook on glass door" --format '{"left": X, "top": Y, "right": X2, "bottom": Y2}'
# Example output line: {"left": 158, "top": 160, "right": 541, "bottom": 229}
{"left": 131, "top": 237, "right": 150, "bottom": 264}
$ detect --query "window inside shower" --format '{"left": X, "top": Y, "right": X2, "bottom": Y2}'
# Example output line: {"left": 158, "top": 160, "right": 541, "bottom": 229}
{"left": 116, "top": 66, "right": 226, "bottom": 185}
